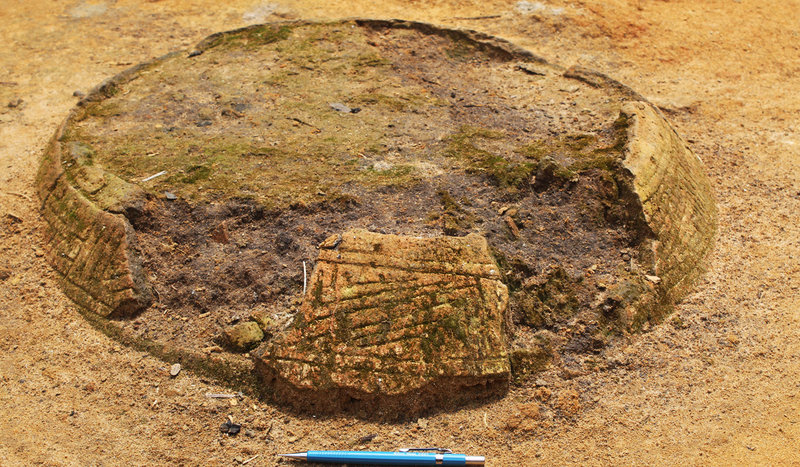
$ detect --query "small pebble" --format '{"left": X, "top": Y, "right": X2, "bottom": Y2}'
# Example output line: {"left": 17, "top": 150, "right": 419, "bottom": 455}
{"left": 373, "top": 161, "right": 392, "bottom": 171}
{"left": 645, "top": 275, "right": 662, "bottom": 284}
{"left": 164, "top": 191, "right": 177, "bottom": 201}
{"left": 329, "top": 102, "right": 351, "bottom": 113}
{"left": 169, "top": 363, "right": 181, "bottom": 377}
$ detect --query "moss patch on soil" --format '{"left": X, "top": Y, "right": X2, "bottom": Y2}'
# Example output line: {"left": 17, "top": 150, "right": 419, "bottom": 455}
{"left": 66, "top": 22, "right": 453, "bottom": 209}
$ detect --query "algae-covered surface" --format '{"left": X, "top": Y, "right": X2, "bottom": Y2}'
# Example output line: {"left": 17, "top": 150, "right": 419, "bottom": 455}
{"left": 42, "top": 19, "right": 715, "bottom": 416}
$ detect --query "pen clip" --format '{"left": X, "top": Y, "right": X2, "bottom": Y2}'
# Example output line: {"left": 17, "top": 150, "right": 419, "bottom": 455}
{"left": 398, "top": 447, "right": 453, "bottom": 454}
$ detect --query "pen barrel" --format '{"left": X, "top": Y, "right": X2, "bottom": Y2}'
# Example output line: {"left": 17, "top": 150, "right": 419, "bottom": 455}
{"left": 306, "top": 450, "right": 482, "bottom": 466}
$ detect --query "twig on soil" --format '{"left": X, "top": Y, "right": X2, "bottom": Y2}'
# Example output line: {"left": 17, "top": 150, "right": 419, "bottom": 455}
{"left": 288, "top": 117, "right": 315, "bottom": 128}
{"left": 303, "top": 261, "right": 307, "bottom": 295}
{"left": 1, "top": 191, "right": 32, "bottom": 201}
{"left": 206, "top": 392, "right": 239, "bottom": 399}
{"left": 242, "top": 454, "right": 260, "bottom": 465}
{"left": 449, "top": 15, "right": 502, "bottom": 20}
{"left": 516, "top": 64, "right": 546, "bottom": 76}
{"left": 141, "top": 170, "right": 167, "bottom": 182}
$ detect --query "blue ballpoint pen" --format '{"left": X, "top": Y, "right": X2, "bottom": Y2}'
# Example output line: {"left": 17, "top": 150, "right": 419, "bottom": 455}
{"left": 279, "top": 447, "right": 485, "bottom": 466}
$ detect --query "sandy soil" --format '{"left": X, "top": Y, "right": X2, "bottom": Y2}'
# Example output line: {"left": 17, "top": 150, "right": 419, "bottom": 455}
{"left": 1, "top": 0, "right": 798, "bottom": 465}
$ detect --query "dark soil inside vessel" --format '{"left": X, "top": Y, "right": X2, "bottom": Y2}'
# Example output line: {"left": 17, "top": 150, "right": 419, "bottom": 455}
{"left": 129, "top": 145, "right": 647, "bottom": 362}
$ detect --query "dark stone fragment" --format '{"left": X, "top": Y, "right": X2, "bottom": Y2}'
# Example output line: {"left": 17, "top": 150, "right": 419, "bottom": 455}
{"left": 219, "top": 420, "right": 241, "bottom": 435}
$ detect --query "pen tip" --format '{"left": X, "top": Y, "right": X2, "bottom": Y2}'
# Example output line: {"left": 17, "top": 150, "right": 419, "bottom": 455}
{"left": 279, "top": 453, "right": 307, "bottom": 460}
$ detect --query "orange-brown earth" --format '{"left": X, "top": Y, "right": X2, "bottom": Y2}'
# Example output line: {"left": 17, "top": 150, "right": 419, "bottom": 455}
{"left": 1, "top": 0, "right": 798, "bottom": 465}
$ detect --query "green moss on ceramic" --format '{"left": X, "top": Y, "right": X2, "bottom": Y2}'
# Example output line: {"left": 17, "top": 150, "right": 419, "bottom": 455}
{"left": 179, "top": 164, "right": 212, "bottom": 184}
{"left": 442, "top": 126, "right": 536, "bottom": 190}
{"left": 517, "top": 267, "right": 579, "bottom": 328}
{"left": 509, "top": 345, "right": 552, "bottom": 379}
{"left": 225, "top": 321, "right": 265, "bottom": 352}
{"left": 442, "top": 125, "right": 627, "bottom": 193}
{"left": 85, "top": 101, "right": 121, "bottom": 118}
{"left": 514, "top": 140, "right": 550, "bottom": 160}
{"left": 249, "top": 309, "right": 278, "bottom": 335}
{"left": 435, "top": 189, "right": 476, "bottom": 234}
{"left": 207, "top": 24, "right": 293, "bottom": 50}
{"left": 445, "top": 37, "right": 479, "bottom": 61}
{"left": 513, "top": 122, "right": 630, "bottom": 184}
{"left": 352, "top": 92, "right": 436, "bottom": 112}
